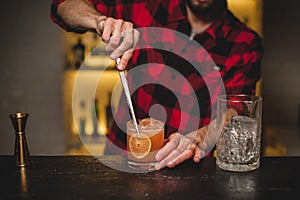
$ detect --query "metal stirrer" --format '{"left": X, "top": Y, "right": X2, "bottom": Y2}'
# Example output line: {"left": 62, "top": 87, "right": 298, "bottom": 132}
{"left": 117, "top": 58, "right": 141, "bottom": 138}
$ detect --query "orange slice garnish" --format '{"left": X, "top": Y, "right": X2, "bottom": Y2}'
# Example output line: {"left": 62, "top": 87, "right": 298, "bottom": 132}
{"left": 128, "top": 133, "right": 152, "bottom": 159}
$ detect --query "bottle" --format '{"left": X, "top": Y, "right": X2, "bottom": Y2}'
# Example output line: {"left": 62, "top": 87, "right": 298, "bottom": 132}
{"left": 79, "top": 100, "right": 86, "bottom": 137}
{"left": 72, "top": 38, "right": 85, "bottom": 69}
{"left": 106, "top": 93, "right": 115, "bottom": 134}
{"left": 92, "top": 98, "right": 99, "bottom": 137}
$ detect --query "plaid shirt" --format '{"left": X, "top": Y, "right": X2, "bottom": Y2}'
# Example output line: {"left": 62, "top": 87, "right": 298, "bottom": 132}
{"left": 51, "top": 0, "right": 263, "bottom": 155}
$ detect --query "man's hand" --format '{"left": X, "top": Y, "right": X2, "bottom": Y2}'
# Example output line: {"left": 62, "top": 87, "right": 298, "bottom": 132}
{"left": 154, "top": 108, "right": 238, "bottom": 170}
{"left": 96, "top": 17, "right": 140, "bottom": 70}
{"left": 57, "top": 0, "right": 139, "bottom": 70}
{"left": 154, "top": 130, "right": 206, "bottom": 171}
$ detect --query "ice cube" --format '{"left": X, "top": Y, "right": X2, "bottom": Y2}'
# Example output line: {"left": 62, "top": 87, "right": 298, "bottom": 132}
{"left": 138, "top": 118, "right": 164, "bottom": 130}
{"left": 218, "top": 115, "right": 259, "bottom": 163}
{"left": 139, "top": 118, "right": 152, "bottom": 127}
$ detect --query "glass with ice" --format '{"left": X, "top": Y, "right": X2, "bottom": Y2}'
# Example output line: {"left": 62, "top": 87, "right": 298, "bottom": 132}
{"left": 127, "top": 118, "right": 164, "bottom": 171}
{"left": 216, "top": 94, "right": 262, "bottom": 172}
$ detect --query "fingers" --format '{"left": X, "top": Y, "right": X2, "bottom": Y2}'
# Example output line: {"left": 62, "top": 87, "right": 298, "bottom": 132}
{"left": 109, "top": 30, "right": 135, "bottom": 70}
{"left": 165, "top": 148, "right": 194, "bottom": 169}
{"left": 163, "top": 140, "right": 203, "bottom": 168}
{"left": 117, "top": 50, "right": 133, "bottom": 70}
{"left": 155, "top": 133, "right": 180, "bottom": 161}
{"left": 155, "top": 133, "right": 193, "bottom": 170}
{"left": 154, "top": 131, "right": 208, "bottom": 170}
{"left": 193, "top": 148, "right": 205, "bottom": 163}
{"left": 114, "top": 29, "right": 140, "bottom": 70}
{"left": 99, "top": 17, "right": 121, "bottom": 42}
{"left": 96, "top": 17, "right": 139, "bottom": 70}
{"left": 95, "top": 16, "right": 107, "bottom": 36}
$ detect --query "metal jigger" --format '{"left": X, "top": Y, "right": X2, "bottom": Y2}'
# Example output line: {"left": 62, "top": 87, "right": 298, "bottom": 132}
{"left": 9, "top": 112, "right": 30, "bottom": 167}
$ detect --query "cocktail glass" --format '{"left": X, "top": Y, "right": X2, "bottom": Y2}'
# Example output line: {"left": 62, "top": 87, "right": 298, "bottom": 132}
{"left": 216, "top": 94, "right": 262, "bottom": 172}
{"left": 127, "top": 118, "right": 164, "bottom": 171}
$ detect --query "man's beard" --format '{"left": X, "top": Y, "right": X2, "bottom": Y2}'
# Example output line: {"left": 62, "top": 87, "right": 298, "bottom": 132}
{"left": 186, "top": 0, "right": 227, "bottom": 20}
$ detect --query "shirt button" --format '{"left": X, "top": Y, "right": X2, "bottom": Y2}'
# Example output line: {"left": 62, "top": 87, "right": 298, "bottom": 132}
{"left": 212, "top": 65, "right": 221, "bottom": 71}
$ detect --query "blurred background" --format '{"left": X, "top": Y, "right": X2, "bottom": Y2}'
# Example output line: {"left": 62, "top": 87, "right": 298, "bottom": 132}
{"left": 0, "top": 0, "right": 299, "bottom": 156}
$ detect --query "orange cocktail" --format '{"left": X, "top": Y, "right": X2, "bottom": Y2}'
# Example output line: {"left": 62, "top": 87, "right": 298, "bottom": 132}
{"left": 127, "top": 118, "right": 164, "bottom": 171}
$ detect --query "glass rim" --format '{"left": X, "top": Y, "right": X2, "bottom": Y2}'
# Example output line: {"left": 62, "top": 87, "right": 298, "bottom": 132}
{"left": 9, "top": 112, "right": 29, "bottom": 119}
{"left": 127, "top": 118, "right": 164, "bottom": 133}
{"left": 217, "top": 94, "right": 262, "bottom": 103}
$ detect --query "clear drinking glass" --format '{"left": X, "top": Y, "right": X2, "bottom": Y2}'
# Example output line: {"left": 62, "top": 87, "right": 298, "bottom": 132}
{"left": 127, "top": 118, "right": 164, "bottom": 171}
{"left": 216, "top": 94, "right": 262, "bottom": 172}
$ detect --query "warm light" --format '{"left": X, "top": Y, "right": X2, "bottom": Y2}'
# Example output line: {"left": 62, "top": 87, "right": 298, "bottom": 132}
{"left": 227, "top": 0, "right": 263, "bottom": 37}
{"left": 98, "top": 125, "right": 106, "bottom": 135}
{"left": 227, "top": 0, "right": 263, "bottom": 96}
{"left": 20, "top": 167, "right": 28, "bottom": 195}
{"left": 85, "top": 122, "right": 94, "bottom": 136}
{"left": 63, "top": 66, "right": 121, "bottom": 154}
{"left": 72, "top": 122, "right": 78, "bottom": 134}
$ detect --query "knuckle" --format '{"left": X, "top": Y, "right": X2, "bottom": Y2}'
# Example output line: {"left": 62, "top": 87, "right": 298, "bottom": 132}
{"left": 109, "top": 39, "right": 120, "bottom": 48}
{"left": 123, "top": 40, "right": 134, "bottom": 48}
{"left": 134, "top": 29, "right": 140, "bottom": 37}
{"left": 169, "top": 140, "right": 178, "bottom": 149}
{"left": 104, "top": 17, "right": 113, "bottom": 25}
{"left": 109, "top": 43, "right": 119, "bottom": 50}
{"left": 115, "top": 19, "right": 124, "bottom": 24}
{"left": 186, "top": 149, "right": 194, "bottom": 157}
{"left": 124, "top": 21, "right": 133, "bottom": 28}
{"left": 172, "top": 149, "right": 182, "bottom": 155}
{"left": 177, "top": 145, "right": 187, "bottom": 152}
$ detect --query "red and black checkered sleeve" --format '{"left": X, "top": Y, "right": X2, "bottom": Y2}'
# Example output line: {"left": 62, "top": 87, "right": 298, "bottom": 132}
{"left": 223, "top": 31, "right": 263, "bottom": 95}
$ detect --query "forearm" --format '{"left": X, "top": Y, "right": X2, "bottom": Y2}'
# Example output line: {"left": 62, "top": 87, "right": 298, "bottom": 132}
{"left": 192, "top": 108, "right": 238, "bottom": 153}
{"left": 57, "top": 0, "right": 107, "bottom": 32}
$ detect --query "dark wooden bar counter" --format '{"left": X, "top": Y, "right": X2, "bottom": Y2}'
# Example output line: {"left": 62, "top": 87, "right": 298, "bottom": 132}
{"left": 1, "top": 155, "right": 299, "bottom": 199}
